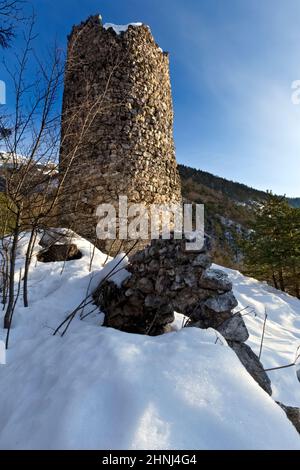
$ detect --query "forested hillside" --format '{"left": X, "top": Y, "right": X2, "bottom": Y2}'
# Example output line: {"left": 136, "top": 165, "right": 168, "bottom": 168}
{"left": 179, "top": 164, "right": 300, "bottom": 207}
{"left": 178, "top": 164, "right": 300, "bottom": 270}
{"left": 179, "top": 165, "right": 267, "bottom": 203}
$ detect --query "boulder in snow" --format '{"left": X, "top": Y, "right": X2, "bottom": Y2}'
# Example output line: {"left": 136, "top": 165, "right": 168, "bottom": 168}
{"left": 199, "top": 268, "right": 233, "bottom": 292}
{"left": 37, "top": 243, "right": 82, "bottom": 263}
{"left": 204, "top": 291, "right": 238, "bottom": 314}
{"left": 277, "top": 402, "right": 300, "bottom": 434}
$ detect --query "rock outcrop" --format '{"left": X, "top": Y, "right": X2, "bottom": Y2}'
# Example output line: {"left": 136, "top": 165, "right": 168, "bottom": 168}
{"left": 277, "top": 402, "right": 300, "bottom": 434}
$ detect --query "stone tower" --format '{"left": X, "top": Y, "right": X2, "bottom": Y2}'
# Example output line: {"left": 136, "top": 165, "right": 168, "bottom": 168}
{"left": 59, "top": 15, "right": 182, "bottom": 253}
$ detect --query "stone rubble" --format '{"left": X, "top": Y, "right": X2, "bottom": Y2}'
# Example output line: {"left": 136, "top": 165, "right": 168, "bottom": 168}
{"left": 37, "top": 243, "right": 82, "bottom": 263}
{"left": 57, "top": 12, "right": 275, "bottom": 400}
{"left": 276, "top": 402, "right": 300, "bottom": 434}
{"left": 94, "top": 232, "right": 272, "bottom": 395}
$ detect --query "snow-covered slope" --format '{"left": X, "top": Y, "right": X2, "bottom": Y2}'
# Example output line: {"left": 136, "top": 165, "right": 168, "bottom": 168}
{"left": 0, "top": 233, "right": 299, "bottom": 450}
{"left": 219, "top": 265, "right": 300, "bottom": 407}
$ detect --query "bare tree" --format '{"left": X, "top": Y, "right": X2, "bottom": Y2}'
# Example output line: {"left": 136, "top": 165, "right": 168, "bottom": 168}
{"left": 0, "top": 0, "right": 23, "bottom": 48}
{"left": 0, "top": 12, "right": 126, "bottom": 338}
{"left": 0, "top": 13, "right": 64, "bottom": 326}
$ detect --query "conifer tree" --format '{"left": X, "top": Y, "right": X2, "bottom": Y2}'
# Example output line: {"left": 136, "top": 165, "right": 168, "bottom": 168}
{"left": 243, "top": 192, "right": 300, "bottom": 298}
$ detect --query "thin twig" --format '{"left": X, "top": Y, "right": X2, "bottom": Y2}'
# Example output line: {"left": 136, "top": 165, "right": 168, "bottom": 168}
{"left": 5, "top": 267, "right": 22, "bottom": 349}
{"left": 259, "top": 308, "right": 268, "bottom": 360}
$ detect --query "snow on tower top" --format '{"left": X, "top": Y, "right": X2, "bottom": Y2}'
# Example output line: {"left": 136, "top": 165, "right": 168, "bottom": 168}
{"left": 103, "top": 22, "right": 143, "bottom": 35}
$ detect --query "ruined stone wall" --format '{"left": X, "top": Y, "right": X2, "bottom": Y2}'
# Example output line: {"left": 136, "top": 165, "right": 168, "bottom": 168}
{"left": 59, "top": 15, "right": 182, "bottom": 253}
{"left": 94, "top": 233, "right": 272, "bottom": 395}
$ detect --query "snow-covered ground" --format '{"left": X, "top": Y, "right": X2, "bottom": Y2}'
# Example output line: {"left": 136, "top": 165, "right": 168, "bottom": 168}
{"left": 0, "top": 232, "right": 299, "bottom": 450}
{"left": 220, "top": 265, "right": 300, "bottom": 407}
{"left": 103, "top": 22, "right": 143, "bottom": 35}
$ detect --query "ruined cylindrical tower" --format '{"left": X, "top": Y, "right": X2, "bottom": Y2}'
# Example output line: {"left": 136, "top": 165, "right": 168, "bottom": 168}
{"left": 59, "top": 15, "right": 182, "bottom": 253}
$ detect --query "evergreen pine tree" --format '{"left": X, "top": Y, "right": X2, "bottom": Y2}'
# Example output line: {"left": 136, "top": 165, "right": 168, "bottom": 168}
{"left": 243, "top": 192, "right": 300, "bottom": 298}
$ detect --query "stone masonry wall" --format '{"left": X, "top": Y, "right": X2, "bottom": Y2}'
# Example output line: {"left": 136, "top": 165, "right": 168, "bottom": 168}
{"left": 59, "top": 15, "right": 182, "bottom": 254}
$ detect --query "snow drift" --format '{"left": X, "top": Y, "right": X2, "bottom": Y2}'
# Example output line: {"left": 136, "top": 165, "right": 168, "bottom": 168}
{"left": 0, "top": 232, "right": 299, "bottom": 449}
{"left": 221, "top": 265, "right": 300, "bottom": 407}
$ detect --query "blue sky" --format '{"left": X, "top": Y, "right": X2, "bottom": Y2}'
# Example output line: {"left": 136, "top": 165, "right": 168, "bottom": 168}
{"left": 2, "top": 0, "right": 300, "bottom": 196}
